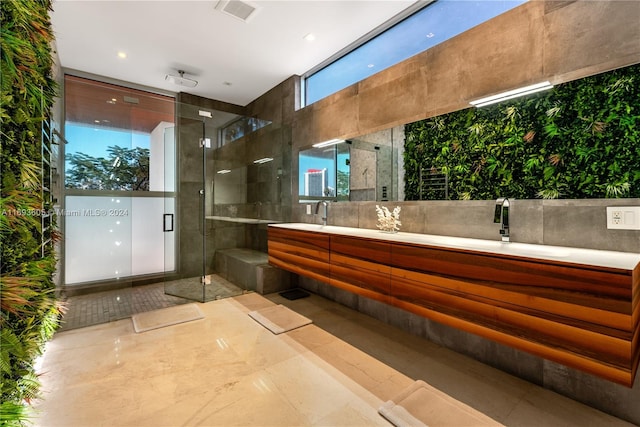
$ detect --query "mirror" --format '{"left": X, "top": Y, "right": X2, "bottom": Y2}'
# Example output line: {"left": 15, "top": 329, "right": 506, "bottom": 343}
{"left": 298, "top": 127, "right": 403, "bottom": 202}
{"left": 299, "top": 63, "right": 639, "bottom": 202}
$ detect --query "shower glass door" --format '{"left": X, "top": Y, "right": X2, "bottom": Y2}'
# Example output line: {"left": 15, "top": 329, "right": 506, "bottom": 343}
{"left": 163, "top": 104, "right": 245, "bottom": 302}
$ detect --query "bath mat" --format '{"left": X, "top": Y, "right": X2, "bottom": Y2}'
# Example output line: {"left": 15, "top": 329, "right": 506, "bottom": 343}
{"left": 378, "top": 380, "right": 503, "bottom": 427}
{"left": 132, "top": 303, "right": 204, "bottom": 333}
{"left": 248, "top": 304, "right": 312, "bottom": 334}
{"left": 279, "top": 288, "right": 310, "bottom": 300}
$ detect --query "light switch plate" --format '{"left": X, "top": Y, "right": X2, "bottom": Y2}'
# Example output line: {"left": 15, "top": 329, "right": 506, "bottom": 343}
{"left": 306, "top": 204, "right": 312, "bottom": 215}
{"left": 606, "top": 206, "right": 640, "bottom": 230}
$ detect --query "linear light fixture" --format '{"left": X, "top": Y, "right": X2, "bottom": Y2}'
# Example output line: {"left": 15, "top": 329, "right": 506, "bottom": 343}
{"left": 312, "top": 138, "right": 345, "bottom": 148}
{"left": 470, "top": 81, "right": 553, "bottom": 108}
{"left": 217, "top": 169, "right": 232, "bottom": 174}
{"left": 253, "top": 157, "right": 273, "bottom": 164}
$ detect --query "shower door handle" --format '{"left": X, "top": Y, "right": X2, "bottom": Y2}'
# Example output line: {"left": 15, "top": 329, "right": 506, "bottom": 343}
{"left": 163, "top": 214, "right": 174, "bottom": 232}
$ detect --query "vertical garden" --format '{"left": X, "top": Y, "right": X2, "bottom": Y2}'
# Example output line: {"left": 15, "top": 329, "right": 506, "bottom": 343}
{"left": 404, "top": 63, "right": 640, "bottom": 200}
{"left": 1, "top": 0, "right": 61, "bottom": 425}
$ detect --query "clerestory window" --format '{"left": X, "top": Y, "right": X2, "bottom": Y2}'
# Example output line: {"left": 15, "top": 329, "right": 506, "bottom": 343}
{"left": 304, "top": 0, "right": 527, "bottom": 106}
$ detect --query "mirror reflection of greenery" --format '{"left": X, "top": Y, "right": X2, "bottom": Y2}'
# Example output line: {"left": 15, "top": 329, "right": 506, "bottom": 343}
{"left": 404, "top": 63, "right": 640, "bottom": 200}
{"left": 66, "top": 146, "right": 150, "bottom": 191}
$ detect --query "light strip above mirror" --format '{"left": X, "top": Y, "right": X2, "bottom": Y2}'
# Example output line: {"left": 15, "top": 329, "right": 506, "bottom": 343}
{"left": 312, "top": 138, "right": 345, "bottom": 148}
{"left": 470, "top": 81, "right": 553, "bottom": 108}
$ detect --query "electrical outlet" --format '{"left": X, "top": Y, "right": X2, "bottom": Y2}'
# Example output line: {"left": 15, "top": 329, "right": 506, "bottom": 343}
{"left": 306, "top": 204, "right": 312, "bottom": 215}
{"left": 611, "top": 211, "right": 622, "bottom": 225}
{"left": 607, "top": 206, "right": 640, "bottom": 230}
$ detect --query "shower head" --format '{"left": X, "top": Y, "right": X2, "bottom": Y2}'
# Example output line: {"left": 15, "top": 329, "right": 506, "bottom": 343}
{"left": 165, "top": 70, "right": 198, "bottom": 88}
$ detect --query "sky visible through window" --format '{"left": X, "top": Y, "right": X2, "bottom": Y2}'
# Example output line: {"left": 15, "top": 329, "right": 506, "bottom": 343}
{"left": 65, "top": 123, "right": 151, "bottom": 189}
{"left": 65, "top": 124, "right": 149, "bottom": 169}
{"left": 305, "top": 0, "right": 527, "bottom": 105}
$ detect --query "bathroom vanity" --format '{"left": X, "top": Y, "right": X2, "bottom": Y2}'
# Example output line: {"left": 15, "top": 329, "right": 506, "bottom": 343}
{"left": 268, "top": 223, "right": 640, "bottom": 387}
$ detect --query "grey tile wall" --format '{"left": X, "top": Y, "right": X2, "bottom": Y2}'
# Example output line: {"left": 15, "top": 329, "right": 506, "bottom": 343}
{"left": 291, "top": 198, "right": 640, "bottom": 253}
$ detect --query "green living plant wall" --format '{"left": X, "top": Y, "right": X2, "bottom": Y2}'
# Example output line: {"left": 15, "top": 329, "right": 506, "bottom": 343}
{"left": 404, "top": 63, "right": 640, "bottom": 200}
{"left": 0, "top": 0, "right": 61, "bottom": 425}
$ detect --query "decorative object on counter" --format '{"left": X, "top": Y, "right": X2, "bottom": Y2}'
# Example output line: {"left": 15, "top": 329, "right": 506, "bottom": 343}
{"left": 376, "top": 205, "right": 401, "bottom": 233}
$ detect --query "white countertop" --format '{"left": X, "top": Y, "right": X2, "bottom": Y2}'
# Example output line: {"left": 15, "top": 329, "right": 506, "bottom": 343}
{"left": 269, "top": 223, "right": 640, "bottom": 270}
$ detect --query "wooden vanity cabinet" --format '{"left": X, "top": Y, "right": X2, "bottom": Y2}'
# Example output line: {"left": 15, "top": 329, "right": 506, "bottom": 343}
{"left": 329, "top": 235, "right": 391, "bottom": 303}
{"left": 389, "top": 241, "right": 639, "bottom": 387}
{"left": 267, "top": 227, "right": 330, "bottom": 283}
{"left": 268, "top": 225, "right": 640, "bottom": 387}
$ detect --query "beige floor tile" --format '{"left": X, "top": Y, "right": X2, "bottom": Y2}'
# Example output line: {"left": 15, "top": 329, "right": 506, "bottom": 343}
{"left": 262, "top": 352, "right": 380, "bottom": 425}
{"left": 34, "top": 291, "right": 633, "bottom": 427}
{"left": 502, "top": 386, "right": 636, "bottom": 427}
{"left": 316, "top": 399, "right": 392, "bottom": 427}
{"left": 286, "top": 323, "right": 341, "bottom": 351}
{"left": 312, "top": 338, "right": 405, "bottom": 400}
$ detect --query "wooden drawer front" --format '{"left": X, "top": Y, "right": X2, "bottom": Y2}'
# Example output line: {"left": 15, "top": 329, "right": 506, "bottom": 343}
{"left": 329, "top": 236, "right": 391, "bottom": 301}
{"left": 390, "top": 269, "right": 631, "bottom": 369}
{"left": 268, "top": 227, "right": 330, "bottom": 283}
{"left": 390, "top": 268, "right": 630, "bottom": 334}
{"left": 331, "top": 235, "right": 392, "bottom": 265}
{"left": 390, "top": 244, "right": 637, "bottom": 386}
{"left": 391, "top": 243, "right": 633, "bottom": 301}
{"left": 391, "top": 296, "right": 634, "bottom": 387}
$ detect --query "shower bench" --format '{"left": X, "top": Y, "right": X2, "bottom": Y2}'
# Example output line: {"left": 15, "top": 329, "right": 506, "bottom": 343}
{"left": 214, "top": 248, "right": 292, "bottom": 295}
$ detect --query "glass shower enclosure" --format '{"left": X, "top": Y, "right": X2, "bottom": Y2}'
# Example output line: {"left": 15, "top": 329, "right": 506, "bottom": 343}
{"left": 163, "top": 101, "right": 289, "bottom": 302}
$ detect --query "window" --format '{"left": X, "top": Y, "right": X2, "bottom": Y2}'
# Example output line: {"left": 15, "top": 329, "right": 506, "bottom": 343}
{"left": 304, "top": 0, "right": 526, "bottom": 106}
{"left": 220, "top": 116, "right": 271, "bottom": 146}
{"left": 63, "top": 76, "right": 176, "bottom": 285}
{"left": 64, "top": 76, "right": 175, "bottom": 191}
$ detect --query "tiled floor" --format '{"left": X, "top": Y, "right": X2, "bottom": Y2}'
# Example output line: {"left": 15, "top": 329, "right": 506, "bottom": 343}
{"left": 35, "top": 291, "right": 634, "bottom": 427}
{"left": 59, "top": 276, "right": 245, "bottom": 331}
{"left": 58, "top": 283, "right": 191, "bottom": 331}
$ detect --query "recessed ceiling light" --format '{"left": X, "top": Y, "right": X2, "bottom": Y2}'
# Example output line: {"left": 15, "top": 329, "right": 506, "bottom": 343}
{"left": 426, "top": 32, "right": 435, "bottom": 38}
{"left": 367, "top": 64, "right": 374, "bottom": 68}
{"left": 303, "top": 33, "right": 316, "bottom": 42}
{"left": 117, "top": 51, "right": 127, "bottom": 59}
{"left": 94, "top": 120, "right": 100, "bottom": 123}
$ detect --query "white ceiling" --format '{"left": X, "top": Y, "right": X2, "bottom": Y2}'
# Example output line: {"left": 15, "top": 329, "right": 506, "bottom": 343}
{"left": 51, "top": 0, "right": 417, "bottom": 106}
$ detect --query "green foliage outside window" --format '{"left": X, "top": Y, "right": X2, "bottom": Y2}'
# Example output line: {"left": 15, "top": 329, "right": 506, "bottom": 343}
{"left": 1, "top": 0, "right": 61, "bottom": 425}
{"left": 404, "top": 63, "right": 640, "bottom": 200}
{"left": 66, "top": 146, "right": 151, "bottom": 191}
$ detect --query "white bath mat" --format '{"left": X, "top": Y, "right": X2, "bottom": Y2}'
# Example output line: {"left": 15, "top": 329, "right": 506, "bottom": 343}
{"left": 248, "top": 304, "right": 312, "bottom": 334}
{"left": 132, "top": 303, "right": 204, "bottom": 333}
{"left": 379, "top": 380, "right": 503, "bottom": 427}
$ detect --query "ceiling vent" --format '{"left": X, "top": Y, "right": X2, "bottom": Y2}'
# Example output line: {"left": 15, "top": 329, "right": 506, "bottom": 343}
{"left": 215, "top": 0, "right": 258, "bottom": 22}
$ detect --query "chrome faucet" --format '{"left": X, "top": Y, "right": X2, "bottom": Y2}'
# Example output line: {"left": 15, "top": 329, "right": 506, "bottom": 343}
{"left": 494, "top": 197, "right": 510, "bottom": 242}
{"left": 315, "top": 201, "right": 328, "bottom": 226}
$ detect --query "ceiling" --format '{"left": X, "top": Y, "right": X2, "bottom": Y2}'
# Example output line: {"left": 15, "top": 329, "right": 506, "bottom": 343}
{"left": 51, "top": 0, "right": 418, "bottom": 106}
